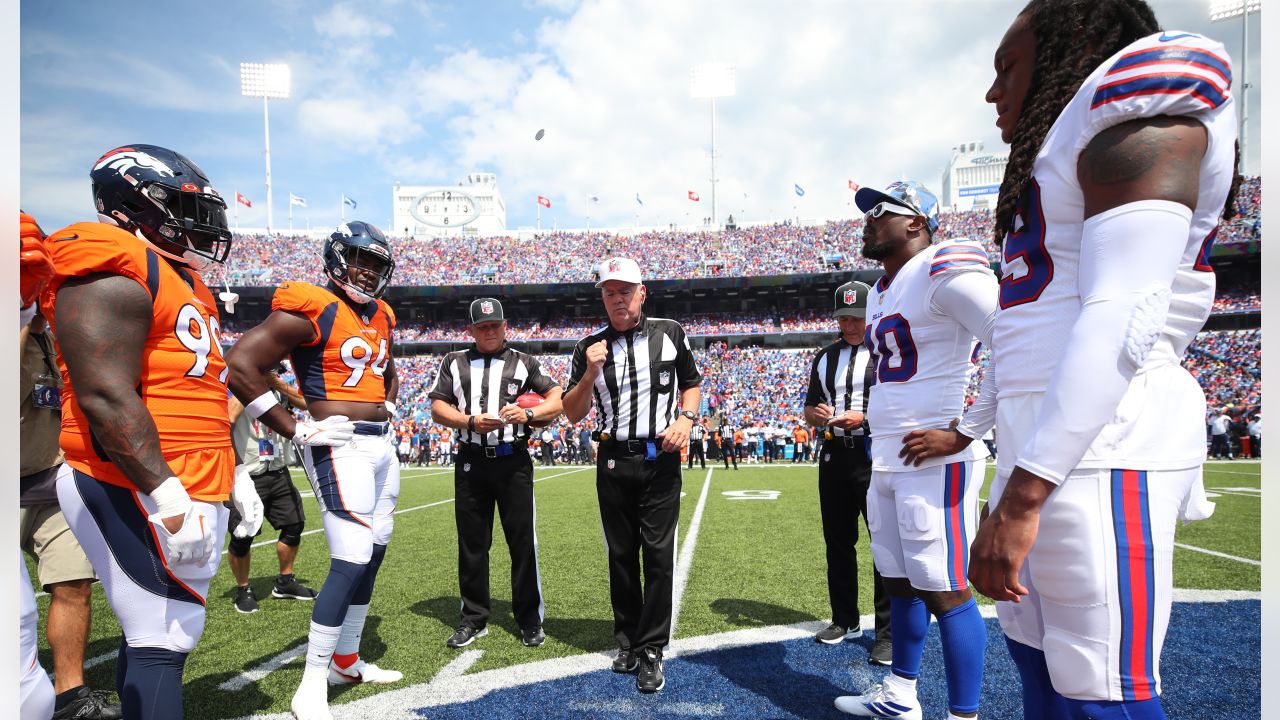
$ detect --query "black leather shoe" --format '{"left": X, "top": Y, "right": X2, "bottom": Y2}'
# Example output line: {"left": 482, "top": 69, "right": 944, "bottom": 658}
{"left": 636, "top": 648, "right": 665, "bottom": 693}
{"left": 446, "top": 625, "right": 488, "bottom": 648}
{"left": 520, "top": 626, "right": 545, "bottom": 647}
{"left": 869, "top": 635, "right": 893, "bottom": 666}
{"left": 612, "top": 647, "right": 638, "bottom": 673}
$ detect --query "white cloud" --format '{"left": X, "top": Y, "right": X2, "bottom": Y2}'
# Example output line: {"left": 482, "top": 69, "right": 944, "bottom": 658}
{"left": 314, "top": 2, "right": 395, "bottom": 39}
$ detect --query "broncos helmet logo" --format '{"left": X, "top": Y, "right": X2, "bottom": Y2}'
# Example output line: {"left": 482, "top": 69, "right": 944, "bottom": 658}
{"left": 92, "top": 148, "right": 176, "bottom": 180}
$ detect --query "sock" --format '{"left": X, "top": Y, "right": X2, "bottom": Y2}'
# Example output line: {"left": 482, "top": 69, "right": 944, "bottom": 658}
{"left": 1064, "top": 697, "right": 1167, "bottom": 720}
{"left": 119, "top": 646, "right": 188, "bottom": 720}
{"left": 937, "top": 598, "right": 986, "bottom": 715}
{"left": 889, "top": 594, "right": 929, "bottom": 680}
{"left": 54, "top": 685, "right": 88, "bottom": 711}
{"left": 1004, "top": 636, "right": 1071, "bottom": 720}
{"left": 335, "top": 604, "right": 371, "bottom": 658}
{"left": 351, "top": 544, "right": 388, "bottom": 605}
{"left": 304, "top": 621, "right": 343, "bottom": 672}
{"left": 312, "top": 557, "right": 367, "bottom": 627}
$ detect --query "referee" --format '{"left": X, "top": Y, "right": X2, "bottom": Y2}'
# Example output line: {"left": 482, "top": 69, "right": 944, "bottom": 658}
{"left": 429, "top": 298, "right": 563, "bottom": 650}
{"left": 803, "top": 280, "right": 892, "bottom": 665}
{"left": 687, "top": 416, "right": 706, "bottom": 469}
{"left": 563, "top": 257, "right": 702, "bottom": 694}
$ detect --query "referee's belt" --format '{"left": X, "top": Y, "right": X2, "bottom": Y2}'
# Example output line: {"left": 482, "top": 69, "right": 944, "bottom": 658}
{"left": 460, "top": 439, "right": 528, "bottom": 458}
{"left": 824, "top": 434, "right": 867, "bottom": 448}
{"left": 354, "top": 421, "right": 391, "bottom": 436}
{"left": 598, "top": 439, "right": 664, "bottom": 458}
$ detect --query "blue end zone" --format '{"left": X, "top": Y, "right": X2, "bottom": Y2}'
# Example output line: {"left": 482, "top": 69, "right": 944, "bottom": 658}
{"left": 414, "top": 601, "right": 1260, "bottom": 719}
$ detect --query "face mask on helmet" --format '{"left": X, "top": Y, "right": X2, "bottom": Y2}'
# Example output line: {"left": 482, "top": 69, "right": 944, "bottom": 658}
{"left": 325, "top": 238, "right": 395, "bottom": 303}
{"left": 138, "top": 181, "right": 233, "bottom": 271}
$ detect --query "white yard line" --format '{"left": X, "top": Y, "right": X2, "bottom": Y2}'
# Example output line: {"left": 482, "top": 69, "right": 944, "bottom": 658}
{"left": 1174, "top": 542, "right": 1260, "bottom": 566}
{"left": 670, "top": 467, "right": 714, "bottom": 646}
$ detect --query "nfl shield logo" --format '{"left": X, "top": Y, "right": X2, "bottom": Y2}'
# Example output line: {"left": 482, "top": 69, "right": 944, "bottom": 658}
{"left": 507, "top": 382, "right": 520, "bottom": 395}
{"left": 659, "top": 370, "right": 671, "bottom": 385}
{"left": 463, "top": 463, "right": 471, "bottom": 472}
{"left": 481, "top": 301, "right": 494, "bottom": 315}
{"left": 607, "top": 459, "right": 616, "bottom": 469}
{"left": 843, "top": 289, "right": 857, "bottom": 305}
{"left": 823, "top": 453, "right": 830, "bottom": 462}
{"left": 607, "top": 259, "right": 621, "bottom": 272}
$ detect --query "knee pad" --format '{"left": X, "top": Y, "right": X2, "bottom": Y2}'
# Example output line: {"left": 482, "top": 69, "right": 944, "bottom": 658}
{"left": 278, "top": 523, "right": 304, "bottom": 548}
{"left": 227, "top": 534, "right": 254, "bottom": 557}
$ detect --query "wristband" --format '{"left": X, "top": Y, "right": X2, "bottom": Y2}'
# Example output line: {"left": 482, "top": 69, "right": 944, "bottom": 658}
{"left": 148, "top": 476, "right": 191, "bottom": 517}
{"left": 468, "top": 416, "right": 476, "bottom": 432}
{"left": 244, "top": 390, "right": 279, "bottom": 420}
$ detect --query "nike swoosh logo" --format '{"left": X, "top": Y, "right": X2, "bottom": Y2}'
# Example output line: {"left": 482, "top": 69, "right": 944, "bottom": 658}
{"left": 1159, "top": 31, "right": 1196, "bottom": 42}
{"left": 54, "top": 233, "right": 79, "bottom": 242}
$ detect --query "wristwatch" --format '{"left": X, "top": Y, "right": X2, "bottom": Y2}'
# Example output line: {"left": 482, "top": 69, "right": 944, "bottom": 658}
{"left": 525, "top": 408, "right": 536, "bottom": 423}
{"left": 680, "top": 410, "right": 697, "bottom": 421}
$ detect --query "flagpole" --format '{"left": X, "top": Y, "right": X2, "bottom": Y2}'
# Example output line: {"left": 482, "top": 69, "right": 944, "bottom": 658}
{"left": 289, "top": 196, "right": 294, "bottom": 233}
{"left": 537, "top": 203, "right": 541, "bottom": 231}
{"left": 234, "top": 191, "right": 239, "bottom": 232}
{"left": 340, "top": 194, "right": 345, "bottom": 222}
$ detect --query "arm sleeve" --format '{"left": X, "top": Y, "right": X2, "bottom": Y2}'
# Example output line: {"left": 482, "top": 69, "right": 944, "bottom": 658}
{"left": 927, "top": 269, "right": 999, "bottom": 347}
{"left": 426, "top": 356, "right": 457, "bottom": 403}
{"left": 563, "top": 340, "right": 588, "bottom": 394}
{"left": 527, "top": 356, "right": 560, "bottom": 394}
{"left": 1016, "top": 200, "right": 1192, "bottom": 484}
{"left": 674, "top": 325, "right": 702, "bottom": 389}
{"left": 957, "top": 360, "right": 998, "bottom": 440}
{"left": 803, "top": 352, "right": 825, "bottom": 407}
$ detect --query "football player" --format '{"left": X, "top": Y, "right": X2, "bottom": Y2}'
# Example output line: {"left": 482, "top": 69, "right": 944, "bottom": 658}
{"left": 41, "top": 145, "right": 263, "bottom": 720}
{"left": 226, "top": 221, "right": 401, "bottom": 720}
{"left": 834, "top": 181, "right": 998, "bottom": 720}
{"left": 969, "top": 2, "right": 1239, "bottom": 719}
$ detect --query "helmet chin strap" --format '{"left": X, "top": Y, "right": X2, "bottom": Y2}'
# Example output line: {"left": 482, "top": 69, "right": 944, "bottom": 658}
{"left": 341, "top": 282, "right": 375, "bottom": 304}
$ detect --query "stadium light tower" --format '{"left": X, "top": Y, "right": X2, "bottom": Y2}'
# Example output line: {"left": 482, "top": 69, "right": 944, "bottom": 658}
{"left": 240, "top": 62, "right": 291, "bottom": 236}
{"left": 690, "top": 63, "right": 736, "bottom": 229}
{"left": 1209, "top": 0, "right": 1260, "bottom": 174}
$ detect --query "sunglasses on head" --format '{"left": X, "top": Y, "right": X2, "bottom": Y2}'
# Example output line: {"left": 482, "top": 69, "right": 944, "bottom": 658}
{"left": 864, "top": 201, "right": 919, "bottom": 223}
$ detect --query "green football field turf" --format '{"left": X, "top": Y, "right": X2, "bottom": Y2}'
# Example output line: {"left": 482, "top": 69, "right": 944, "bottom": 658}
{"left": 29, "top": 460, "right": 1261, "bottom": 718}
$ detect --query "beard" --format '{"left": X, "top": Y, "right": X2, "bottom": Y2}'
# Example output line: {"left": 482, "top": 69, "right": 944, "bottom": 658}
{"left": 860, "top": 236, "right": 894, "bottom": 261}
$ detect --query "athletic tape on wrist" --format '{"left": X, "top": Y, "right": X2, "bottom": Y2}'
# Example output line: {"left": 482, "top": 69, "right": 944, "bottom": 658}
{"left": 245, "top": 390, "right": 279, "bottom": 419}
{"left": 149, "top": 476, "right": 191, "bottom": 517}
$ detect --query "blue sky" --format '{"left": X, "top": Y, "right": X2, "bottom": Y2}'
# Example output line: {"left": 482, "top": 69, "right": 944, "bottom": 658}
{"left": 20, "top": 0, "right": 1263, "bottom": 235}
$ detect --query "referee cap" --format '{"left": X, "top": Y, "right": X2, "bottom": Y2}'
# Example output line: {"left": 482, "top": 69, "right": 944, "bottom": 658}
{"left": 595, "top": 257, "right": 643, "bottom": 287}
{"left": 469, "top": 297, "right": 505, "bottom": 324}
{"left": 834, "top": 280, "right": 871, "bottom": 318}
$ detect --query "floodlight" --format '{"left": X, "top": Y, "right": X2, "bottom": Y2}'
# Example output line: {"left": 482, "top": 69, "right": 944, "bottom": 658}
{"left": 240, "top": 63, "right": 291, "bottom": 99}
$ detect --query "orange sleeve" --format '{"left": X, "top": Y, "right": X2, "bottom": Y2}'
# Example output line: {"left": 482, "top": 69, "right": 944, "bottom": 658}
{"left": 272, "top": 282, "right": 326, "bottom": 346}
{"left": 42, "top": 223, "right": 153, "bottom": 308}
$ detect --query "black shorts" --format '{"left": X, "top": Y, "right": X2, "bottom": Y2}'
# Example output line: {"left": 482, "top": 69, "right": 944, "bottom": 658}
{"left": 226, "top": 465, "right": 305, "bottom": 535}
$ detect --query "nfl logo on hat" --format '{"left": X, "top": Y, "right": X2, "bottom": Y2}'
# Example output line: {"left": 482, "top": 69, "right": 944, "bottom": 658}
{"left": 481, "top": 301, "right": 494, "bottom": 315}
{"left": 843, "top": 289, "right": 857, "bottom": 305}
{"left": 607, "top": 259, "right": 621, "bottom": 272}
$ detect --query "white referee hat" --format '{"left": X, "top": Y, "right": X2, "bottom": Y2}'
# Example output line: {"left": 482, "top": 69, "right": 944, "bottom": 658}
{"left": 595, "top": 257, "right": 643, "bottom": 287}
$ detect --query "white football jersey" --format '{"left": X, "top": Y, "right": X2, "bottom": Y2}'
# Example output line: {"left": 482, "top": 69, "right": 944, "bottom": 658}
{"left": 866, "top": 239, "right": 994, "bottom": 471}
{"left": 992, "top": 31, "right": 1237, "bottom": 471}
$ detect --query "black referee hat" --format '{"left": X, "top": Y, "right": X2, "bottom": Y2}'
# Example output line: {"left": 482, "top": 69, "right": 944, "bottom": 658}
{"left": 833, "top": 281, "right": 871, "bottom": 318}
{"left": 469, "top": 297, "right": 505, "bottom": 324}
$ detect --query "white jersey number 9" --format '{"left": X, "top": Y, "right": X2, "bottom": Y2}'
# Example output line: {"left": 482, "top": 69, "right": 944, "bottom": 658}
{"left": 340, "top": 336, "right": 390, "bottom": 387}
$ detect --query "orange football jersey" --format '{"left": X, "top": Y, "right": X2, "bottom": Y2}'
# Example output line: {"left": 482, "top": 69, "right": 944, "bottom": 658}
{"left": 41, "top": 222, "right": 233, "bottom": 501}
{"left": 272, "top": 281, "right": 396, "bottom": 403}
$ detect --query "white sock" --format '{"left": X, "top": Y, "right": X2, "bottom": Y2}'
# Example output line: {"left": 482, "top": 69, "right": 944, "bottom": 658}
{"left": 304, "top": 621, "right": 342, "bottom": 671}
{"left": 336, "top": 604, "right": 370, "bottom": 657}
{"left": 948, "top": 714, "right": 976, "bottom": 720}
{"left": 884, "top": 672, "right": 918, "bottom": 695}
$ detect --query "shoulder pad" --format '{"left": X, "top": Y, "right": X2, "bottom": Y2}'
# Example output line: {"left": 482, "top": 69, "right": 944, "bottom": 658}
{"left": 1088, "top": 32, "right": 1232, "bottom": 124}
{"left": 271, "top": 281, "right": 330, "bottom": 315}
{"left": 929, "top": 239, "right": 991, "bottom": 277}
{"left": 44, "top": 222, "right": 152, "bottom": 290}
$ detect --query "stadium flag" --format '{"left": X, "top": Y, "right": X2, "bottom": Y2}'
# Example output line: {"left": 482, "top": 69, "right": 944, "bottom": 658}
{"left": 236, "top": 192, "right": 252, "bottom": 208}
{"left": 848, "top": 179, "right": 860, "bottom": 192}
{"left": 794, "top": 184, "right": 806, "bottom": 197}
{"left": 635, "top": 193, "right": 644, "bottom": 207}
{"left": 537, "top": 195, "right": 552, "bottom": 208}
{"left": 688, "top": 190, "right": 700, "bottom": 202}
{"left": 343, "top": 194, "right": 357, "bottom": 209}
{"left": 590, "top": 195, "right": 599, "bottom": 203}
{"left": 289, "top": 193, "right": 308, "bottom": 208}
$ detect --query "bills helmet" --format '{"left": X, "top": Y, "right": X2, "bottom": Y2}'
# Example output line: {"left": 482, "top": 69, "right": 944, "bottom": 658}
{"left": 90, "top": 144, "right": 232, "bottom": 271}
{"left": 324, "top": 221, "right": 395, "bottom": 303}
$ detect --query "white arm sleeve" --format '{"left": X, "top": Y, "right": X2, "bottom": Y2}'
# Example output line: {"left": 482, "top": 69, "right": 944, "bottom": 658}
{"left": 957, "top": 361, "right": 997, "bottom": 440}
{"left": 1016, "top": 200, "right": 1192, "bottom": 484}
{"left": 927, "top": 270, "right": 999, "bottom": 347}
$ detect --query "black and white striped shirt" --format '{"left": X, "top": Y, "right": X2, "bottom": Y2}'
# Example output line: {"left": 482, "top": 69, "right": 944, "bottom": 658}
{"left": 428, "top": 346, "right": 560, "bottom": 446}
{"left": 804, "top": 339, "right": 873, "bottom": 437}
{"left": 566, "top": 316, "right": 702, "bottom": 441}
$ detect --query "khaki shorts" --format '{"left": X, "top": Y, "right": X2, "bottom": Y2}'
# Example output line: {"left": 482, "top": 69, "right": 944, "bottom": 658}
{"left": 19, "top": 502, "right": 98, "bottom": 590}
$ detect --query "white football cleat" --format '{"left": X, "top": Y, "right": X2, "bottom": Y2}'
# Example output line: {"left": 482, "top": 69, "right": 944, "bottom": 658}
{"left": 290, "top": 675, "right": 332, "bottom": 720}
{"left": 328, "top": 657, "right": 404, "bottom": 685}
{"left": 834, "top": 681, "right": 923, "bottom": 719}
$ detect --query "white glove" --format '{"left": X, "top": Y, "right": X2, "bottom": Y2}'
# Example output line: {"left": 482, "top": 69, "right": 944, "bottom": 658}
{"left": 384, "top": 400, "right": 399, "bottom": 418}
{"left": 230, "top": 464, "right": 264, "bottom": 539}
{"left": 147, "top": 477, "right": 216, "bottom": 567}
{"left": 293, "top": 414, "right": 356, "bottom": 447}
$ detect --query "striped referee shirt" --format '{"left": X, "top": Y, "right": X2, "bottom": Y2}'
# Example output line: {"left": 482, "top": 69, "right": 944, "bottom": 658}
{"left": 428, "top": 345, "right": 560, "bottom": 446}
{"left": 566, "top": 316, "right": 702, "bottom": 441}
{"left": 804, "top": 339, "right": 873, "bottom": 437}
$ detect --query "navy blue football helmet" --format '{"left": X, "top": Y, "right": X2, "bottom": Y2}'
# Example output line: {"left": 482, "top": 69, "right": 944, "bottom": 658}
{"left": 324, "top": 221, "right": 395, "bottom": 303}
{"left": 90, "top": 144, "right": 232, "bottom": 270}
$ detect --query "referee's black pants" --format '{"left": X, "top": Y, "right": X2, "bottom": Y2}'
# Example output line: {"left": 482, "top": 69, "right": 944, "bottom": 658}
{"left": 720, "top": 441, "right": 737, "bottom": 469}
{"left": 596, "top": 444, "right": 681, "bottom": 654}
{"left": 454, "top": 446, "right": 543, "bottom": 631}
{"left": 818, "top": 437, "right": 891, "bottom": 639}
{"left": 687, "top": 440, "right": 705, "bottom": 469}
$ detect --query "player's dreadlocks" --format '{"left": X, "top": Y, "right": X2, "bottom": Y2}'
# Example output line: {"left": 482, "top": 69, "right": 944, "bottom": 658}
{"left": 993, "top": 0, "right": 1244, "bottom": 243}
